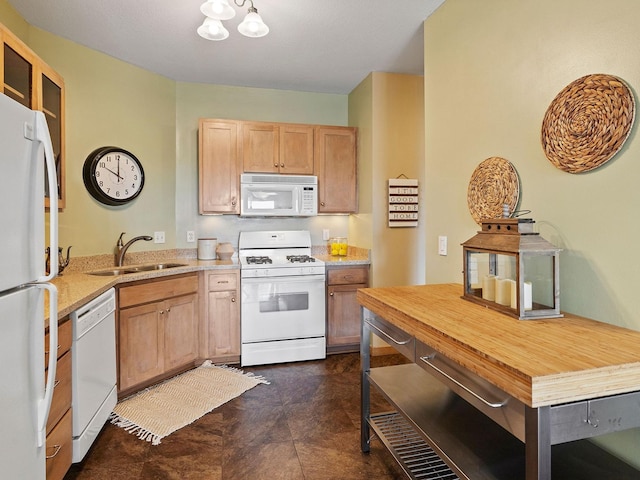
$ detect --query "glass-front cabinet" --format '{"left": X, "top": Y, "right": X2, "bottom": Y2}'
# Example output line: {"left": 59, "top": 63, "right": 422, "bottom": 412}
{"left": 1, "top": 23, "right": 65, "bottom": 209}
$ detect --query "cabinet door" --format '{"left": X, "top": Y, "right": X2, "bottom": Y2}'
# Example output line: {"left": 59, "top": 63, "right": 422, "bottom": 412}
{"left": 163, "top": 293, "right": 199, "bottom": 371}
{"left": 118, "top": 302, "right": 164, "bottom": 391}
{"left": 2, "top": 29, "right": 37, "bottom": 108}
{"left": 327, "top": 283, "right": 366, "bottom": 348}
{"left": 199, "top": 119, "right": 241, "bottom": 214}
{"left": 280, "top": 124, "right": 314, "bottom": 174}
{"left": 38, "top": 65, "right": 65, "bottom": 209}
{"left": 315, "top": 126, "right": 357, "bottom": 213}
{"left": 207, "top": 290, "right": 240, "bottom": 359}
{"left": 241, "top": 121, "right": 279, "bottom": 173}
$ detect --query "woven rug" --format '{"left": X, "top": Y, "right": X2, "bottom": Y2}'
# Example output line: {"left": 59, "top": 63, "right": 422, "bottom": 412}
{"left": 109, "top": 361, "right": 269, "bottom": 444}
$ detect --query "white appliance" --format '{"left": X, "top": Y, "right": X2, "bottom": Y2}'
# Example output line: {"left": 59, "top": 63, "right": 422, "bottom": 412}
{"left": 239, "top": 230, "right": 326, "bottom": 366}
{"left": 0, "top": 93, "right": 59, "bottom": 479}
{"left": 240, "top": 173, "right": 318, "bottom": 217}
{"left": 71, "top": 287, "right": 117, "bottom": 462}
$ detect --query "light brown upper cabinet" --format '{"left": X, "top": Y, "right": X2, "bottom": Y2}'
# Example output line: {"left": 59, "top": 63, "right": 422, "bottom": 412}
{"left": 242, "top": 121, "right": 314, "bottom": 175}
{"left": 315, "top": 126, "right": 357, "bottom": 213}
{"left": 1, "top": 23, "right": 66, "bottom": 209}
{"left": 199, "top": 119, "right": 241, "bottom": 214}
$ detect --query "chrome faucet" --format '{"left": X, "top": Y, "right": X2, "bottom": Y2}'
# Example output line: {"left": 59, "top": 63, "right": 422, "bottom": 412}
{"left": 115, "top": 232, "right": 153, "bottom": 266}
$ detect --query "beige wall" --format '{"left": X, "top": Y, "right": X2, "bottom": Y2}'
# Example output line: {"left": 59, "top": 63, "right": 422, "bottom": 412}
{"left": 424, "top": 0, "right": 640, "bottom": 466}
{"left": 349, "top": 72, "right": 425, "bottom": 288}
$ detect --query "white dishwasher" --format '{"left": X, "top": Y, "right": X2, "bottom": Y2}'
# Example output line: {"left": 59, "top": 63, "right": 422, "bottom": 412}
{"left": 70, "top": 287, "right": 117, "bottom": 462}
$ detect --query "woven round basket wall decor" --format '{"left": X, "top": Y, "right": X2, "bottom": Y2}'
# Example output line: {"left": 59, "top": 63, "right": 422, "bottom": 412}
{"left": 467, "top": 157, "right": 520, "bottom": 224}
{"left": 541, "top": 74, "right": 635, "bottom": 174}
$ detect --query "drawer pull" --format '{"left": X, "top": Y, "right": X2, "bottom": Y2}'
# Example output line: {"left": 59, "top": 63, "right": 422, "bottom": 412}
{"left": 419, "top": 354, "right": 509, "bottom": 409}
{"left": 365, "top": 320, "right": 412, "bottom": 346}
{"left": 46, "top": 444, "right": 61, "bottom": 459}
{"left": 217, "top": 280, "right": 229, "bottom": 284}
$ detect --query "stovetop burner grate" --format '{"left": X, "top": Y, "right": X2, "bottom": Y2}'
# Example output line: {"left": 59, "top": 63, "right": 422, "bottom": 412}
{"left": 286, "top": 255, "right": 316, "bottom": 263}
{"left": 246, "top": 256, "right": 273, "bottom": 265}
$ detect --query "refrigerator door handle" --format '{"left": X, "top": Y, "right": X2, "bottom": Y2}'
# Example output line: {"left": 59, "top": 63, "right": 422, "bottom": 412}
{"left": 33, "top": 282, "right": 58, "bottom": 447}
{"left": 35, "top": 112, "right": 58, "bottom": 281}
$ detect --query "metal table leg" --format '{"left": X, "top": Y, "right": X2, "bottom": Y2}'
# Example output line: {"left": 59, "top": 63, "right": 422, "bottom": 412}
{"left": 361, "top": 306, "right": 372, "bottom": 453}
{"left": 525, "top": 405, "right": 551, "bottom": 480}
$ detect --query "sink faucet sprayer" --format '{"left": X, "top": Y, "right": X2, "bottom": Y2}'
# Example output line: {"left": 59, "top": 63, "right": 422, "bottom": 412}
{"left": 115, "top": 232, "right": 153, "bottom": 266}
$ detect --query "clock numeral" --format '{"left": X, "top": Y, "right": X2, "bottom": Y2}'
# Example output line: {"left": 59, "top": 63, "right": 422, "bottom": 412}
{"left": 116, "top": 191, "right": 120, "bottom": 197}
{"left": 133, "top": 175, "right": 138, "bottom": 181}
{"left": 99, "top": 180, "right": 104, "bottom": 187}
{"left": 125, "top": 189, "right": 129, "bottom": 195}
{"left": 99, "top": 161, "right": 106, "bottom": 168}
{"left": 131, "top": 165, "right": 135, "bottom": 171}
{"left": 96, "top": 171, "right": 101, "bottom": 178}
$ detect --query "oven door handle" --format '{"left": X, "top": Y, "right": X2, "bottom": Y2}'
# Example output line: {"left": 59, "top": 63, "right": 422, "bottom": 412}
{"left": 242, "top": 274, "right": 326, "bottom": 284}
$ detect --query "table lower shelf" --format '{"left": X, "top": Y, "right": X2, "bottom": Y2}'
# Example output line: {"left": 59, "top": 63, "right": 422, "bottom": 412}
{"left": 366, "top": 364, "right": 640, "bottom": 480}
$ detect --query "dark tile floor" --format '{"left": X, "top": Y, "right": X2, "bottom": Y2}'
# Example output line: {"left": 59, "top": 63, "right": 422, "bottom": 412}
{"left": 64, "top": 353, "right": 408, "bottom": 480}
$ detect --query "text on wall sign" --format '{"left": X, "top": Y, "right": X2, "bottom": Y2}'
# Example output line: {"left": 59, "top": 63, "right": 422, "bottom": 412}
{"left": 388, "top": 178, "right": 418, "bottom": 227}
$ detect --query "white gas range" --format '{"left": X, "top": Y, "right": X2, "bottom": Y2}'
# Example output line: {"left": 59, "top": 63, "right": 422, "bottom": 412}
{"left": 238, "top": 230, "right": 326, "bottom": 366}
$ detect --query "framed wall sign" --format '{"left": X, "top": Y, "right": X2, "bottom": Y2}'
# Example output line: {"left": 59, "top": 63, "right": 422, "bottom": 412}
{"left": 388, "top": 178, "right": 418, "bottom": 227}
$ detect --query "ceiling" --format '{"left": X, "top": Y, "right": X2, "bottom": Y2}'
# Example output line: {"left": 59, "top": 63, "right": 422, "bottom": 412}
{"left": 7, "top": 0, "right": 445, "bottom": 94}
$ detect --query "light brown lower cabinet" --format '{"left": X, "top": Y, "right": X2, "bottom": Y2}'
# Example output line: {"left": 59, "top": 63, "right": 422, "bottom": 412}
{"left": 201, "top": 270, "right": 241, "bottom": 364}
{"left": 45, "top": 318, "right": 72, "bottom": 480}
{"left": 117, "top": 273, "right": 199, "bottom": 396}
{"left": 326, "top": 265, "right": 369, "bottom": 354}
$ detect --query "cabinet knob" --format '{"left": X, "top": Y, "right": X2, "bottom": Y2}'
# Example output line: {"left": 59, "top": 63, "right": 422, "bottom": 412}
{"left": 231, "top": 197, "right": 237, "bottom": 206}
{"left": 159, "top": 310, "right": 164, "bottom": 314}
{"left": 280, "top": 163, "right": 284, "bottom": 167}
{"left": 320, "top": 202, "right": 325, "bottom": 206}
{"left": 231, "top": 297, "right": 236, "bottom": 302}
{"left": 329, "top": 292, "right": 334, "bottom": 297}
{"left": 274, "top": 163, "right": 278, "bottom": 168}
{"left": 166, "top": 307, "right": 171, "bottom": 313}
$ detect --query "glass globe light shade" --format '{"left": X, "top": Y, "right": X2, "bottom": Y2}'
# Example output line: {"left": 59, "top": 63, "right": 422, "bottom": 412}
{"left": 200, "top": 0, "right": 236, "bottom": 20}
{"left": 238, "top": 10, "right": 269, "bottom": 38}
{"left": 197, "top": 17, "right": 230, "bottom": 41}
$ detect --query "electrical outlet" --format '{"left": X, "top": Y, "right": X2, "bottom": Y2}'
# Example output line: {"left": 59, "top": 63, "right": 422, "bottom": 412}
{"left": 154, "top": 231, "right": 165, "bottom": 244}
{"left": 187, "top": 231, "right": 195, "bottom": 243}
{"left": 322, "top": 229, "right": 330, "bottom": 241}
{"left": 438, "top": 235, "right": 447, "bottom": 256}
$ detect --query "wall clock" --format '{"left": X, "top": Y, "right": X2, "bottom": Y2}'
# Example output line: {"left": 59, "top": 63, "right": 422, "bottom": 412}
{"left": 82, "top": 146, "right": 145, "bottom": 206}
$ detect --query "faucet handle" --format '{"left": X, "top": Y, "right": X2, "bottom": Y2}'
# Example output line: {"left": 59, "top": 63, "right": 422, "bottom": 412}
{"left": 117, "top": 232, "right": 126, "bottom": 248}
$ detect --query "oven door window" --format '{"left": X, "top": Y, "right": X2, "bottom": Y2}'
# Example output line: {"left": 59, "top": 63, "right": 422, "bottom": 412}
{"left": 260, "top": 291, "right": 308, "bottom": 312}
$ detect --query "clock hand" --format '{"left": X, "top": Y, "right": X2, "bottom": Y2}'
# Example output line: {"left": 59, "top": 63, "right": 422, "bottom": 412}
{"left": 104, "top": 167, "right": 124, "bottom": 181}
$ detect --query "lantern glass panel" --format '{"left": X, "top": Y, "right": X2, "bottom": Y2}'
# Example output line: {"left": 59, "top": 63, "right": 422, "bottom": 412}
{"left": 523, "top": 254, "right": 556, "bottom": 310}
{"left": 465, "top": 251, "right": 517, "bottom": 307}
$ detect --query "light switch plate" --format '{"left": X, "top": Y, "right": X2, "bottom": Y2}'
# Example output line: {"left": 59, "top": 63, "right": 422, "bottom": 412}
{"left": 154, "top": 231, "right": 165, "bottom": 244}
{"left": 438, "top": 235, "right": 447, "bottom": 256}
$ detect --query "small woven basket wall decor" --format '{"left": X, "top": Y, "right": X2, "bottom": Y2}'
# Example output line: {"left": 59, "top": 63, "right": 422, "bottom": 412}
{"left": 467, "top": 157, "right": 520, "bottom": 224}
{"left": 541, "top": 74, "right": 635, "bottom": 174}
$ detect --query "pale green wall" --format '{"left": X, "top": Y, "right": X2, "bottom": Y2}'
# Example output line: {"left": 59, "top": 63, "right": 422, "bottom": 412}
{"left": 349, "top": 72, "right": 425, "bottom": 288}
{"left": 0, "top": 1, "right": 351, "bottom": 256}
{"left": 424, "top": 0, "right": 640, "bottom": 467}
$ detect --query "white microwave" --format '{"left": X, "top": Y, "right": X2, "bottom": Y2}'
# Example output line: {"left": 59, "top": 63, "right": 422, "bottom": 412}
{"left": 240, "top": 174, "right": 318, "bottom": 217}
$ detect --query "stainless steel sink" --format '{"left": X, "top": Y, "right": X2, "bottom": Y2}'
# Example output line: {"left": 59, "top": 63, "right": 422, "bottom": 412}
{"left": 133, "top": 263, "right": 187, "bottom": 271}
{"left": 88, "top": 263, "right": 187, "bottom": 276}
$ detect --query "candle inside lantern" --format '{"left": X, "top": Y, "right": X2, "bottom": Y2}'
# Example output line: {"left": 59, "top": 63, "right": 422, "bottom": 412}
{"left": 482, "top": 274, "right": 497, "bottom": 301}
{"left": 496, "top": 278, "right": 514, "bottom": 306}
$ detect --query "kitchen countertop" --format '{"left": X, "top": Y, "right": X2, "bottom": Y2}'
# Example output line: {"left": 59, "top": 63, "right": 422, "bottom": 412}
{"left": 357, "top": 283, "right": 640, "bottom": 408}
{"left": 48, "top": 258, "right": 238, "bottom": 326}
{"left": 47, "top": 244, "right": 370, "bottom": 327}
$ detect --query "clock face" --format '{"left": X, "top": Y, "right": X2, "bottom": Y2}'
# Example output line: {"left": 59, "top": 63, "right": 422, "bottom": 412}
{"left": 83, "top": 147, "right": 145, "bottom": 205}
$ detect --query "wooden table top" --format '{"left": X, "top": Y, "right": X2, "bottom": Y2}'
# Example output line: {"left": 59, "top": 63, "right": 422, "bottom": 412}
{"left": 357, "top": 283, "right": 640, "bottom": 407}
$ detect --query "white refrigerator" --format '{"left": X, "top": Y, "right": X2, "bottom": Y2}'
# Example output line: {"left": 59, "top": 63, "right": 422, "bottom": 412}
{"left": 0, "top": 93, "right": 59, "bottom": 479}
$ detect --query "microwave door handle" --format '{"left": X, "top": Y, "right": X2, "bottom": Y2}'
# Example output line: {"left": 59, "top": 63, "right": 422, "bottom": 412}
{"left": 296, "top": 188, "right": 301, "bottom": 212}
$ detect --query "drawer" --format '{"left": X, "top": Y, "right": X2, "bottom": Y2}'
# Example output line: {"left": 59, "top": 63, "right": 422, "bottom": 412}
{"left": 46, "top": 408, "right": 72, "bottom": 480}
{"left": 119, "top": 273, "right": 198, "bottom": 308}
{"left": 46, "top": 350, "right": 72, "bottom": 434}
{"left": 45, "top": 318, "right": 72, "bottom": 368}
{"left": 327, "top": 266, "right": 369, "bottom": 285}
{"left": 207, "top": 271, "right": 238, "bottom": 292}
{"left": 363, "top": 309, "right": 414, "bottom": 361}
{"left": 415, "top": 340, "right": 525, "bottom": 442}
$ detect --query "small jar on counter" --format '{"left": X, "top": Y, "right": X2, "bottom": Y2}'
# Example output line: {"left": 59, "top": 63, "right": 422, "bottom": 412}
{"left": 329, "top": 237, "right": 348, "bottom": 256}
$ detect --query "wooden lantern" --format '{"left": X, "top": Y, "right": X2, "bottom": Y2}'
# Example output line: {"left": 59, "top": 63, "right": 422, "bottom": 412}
{"left": 462, "top": 218, "right": 562, "bottom": 320}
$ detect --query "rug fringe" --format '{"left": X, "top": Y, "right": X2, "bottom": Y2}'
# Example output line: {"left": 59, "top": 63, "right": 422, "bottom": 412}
{"left": 201, "top": 360, "right": 271, "bottom": 384}
{"left": 109, "top": 412, "right": 162, "bottom": 445}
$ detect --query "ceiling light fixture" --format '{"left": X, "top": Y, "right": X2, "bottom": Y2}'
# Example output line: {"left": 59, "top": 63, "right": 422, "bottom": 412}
{"left": 198, "top": 0, "right": 269, "bottom": 41}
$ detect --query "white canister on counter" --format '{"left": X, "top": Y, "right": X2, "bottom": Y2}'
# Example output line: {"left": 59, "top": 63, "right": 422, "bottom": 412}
{"left": 197, "top": 238, "right": 217, "bottom": 260}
